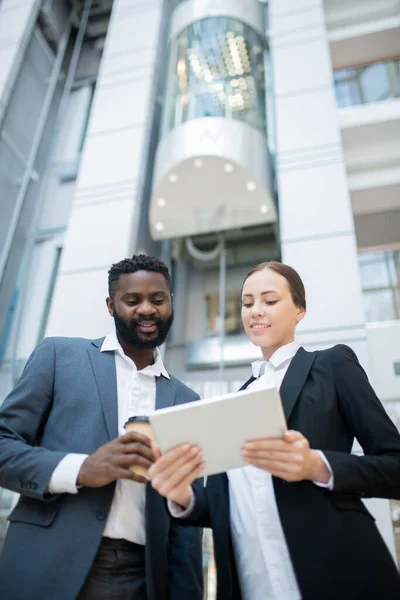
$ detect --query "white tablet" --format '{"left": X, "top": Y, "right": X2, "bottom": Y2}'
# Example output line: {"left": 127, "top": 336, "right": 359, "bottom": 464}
{"left": 149, "top": 387, "right": 287, "bottom": 476}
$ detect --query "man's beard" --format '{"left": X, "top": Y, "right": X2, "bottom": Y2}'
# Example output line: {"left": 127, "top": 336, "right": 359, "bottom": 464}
{"left": 113, "top": 308, "right": 174, "bottom": 349}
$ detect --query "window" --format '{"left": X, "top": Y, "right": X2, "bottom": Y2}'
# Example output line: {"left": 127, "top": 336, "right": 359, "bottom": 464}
{"left": 162, "top": 16, "right": 268, "bottom": 137}
{"left": 206, "top": 292, "right": 242, "bottom": 334}
{"left": 334, "top": 59, "right": 400, "bottom": 108}
{"left": 37, "top": 247, "right": 63, "bottom": 344}
{"left": 358, "top": 249, "right": 400, "bottom": 323}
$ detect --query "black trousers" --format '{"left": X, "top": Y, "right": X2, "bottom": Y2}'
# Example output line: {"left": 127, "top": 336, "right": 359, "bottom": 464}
{"left": 77, "top": 537, "right": 146, "bottom": 600}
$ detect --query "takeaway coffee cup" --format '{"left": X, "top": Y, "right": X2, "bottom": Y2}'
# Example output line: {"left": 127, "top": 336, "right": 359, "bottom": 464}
{"left": 124, "top": 416, "right": 156, "bottom": 479}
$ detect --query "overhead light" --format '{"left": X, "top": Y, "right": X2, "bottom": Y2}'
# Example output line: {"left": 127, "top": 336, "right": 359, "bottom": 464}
{"left": 194, "top": 158, "right": 203, "bottom": 168}
{"left": 169, "top": 173, "right": 178, "bottom": 183}
{"left": 177, "top": 59, "right": 186, "bottom": 75}
{"left": 260, "top": 204, "right": 269, "bottom": 214}
{"left": 224, "top": 163, "right": 233, "bottom": 173}
{"left": 247, "top": 181, "right": 256, "bottom": 191}
{"left": 155, "top": 222, "right": 164, "bottom": 232}
{"left": 157, "top": 197, "right": 166, "bottom": 207}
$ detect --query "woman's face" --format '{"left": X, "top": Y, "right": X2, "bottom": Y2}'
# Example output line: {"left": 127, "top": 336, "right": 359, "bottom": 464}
{"left": 241, "top": 268, "right": 305, "bottom": 360}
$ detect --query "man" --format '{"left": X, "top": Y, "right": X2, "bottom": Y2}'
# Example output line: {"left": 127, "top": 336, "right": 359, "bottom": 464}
{"left": 0, "top": 255, "right": 203, "bottom": 600}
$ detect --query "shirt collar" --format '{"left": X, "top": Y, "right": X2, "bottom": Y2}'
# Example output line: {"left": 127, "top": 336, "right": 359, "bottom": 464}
{"left": 251, "top": 340, "right": 300, "bottom": 378}
{"left": 100, "top": 330, "right": 170, "bottom": 379}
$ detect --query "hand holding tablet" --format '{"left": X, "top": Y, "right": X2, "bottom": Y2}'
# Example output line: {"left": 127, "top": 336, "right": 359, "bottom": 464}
{"left": 150, "top": 387, "right": 287, "bottom": 477}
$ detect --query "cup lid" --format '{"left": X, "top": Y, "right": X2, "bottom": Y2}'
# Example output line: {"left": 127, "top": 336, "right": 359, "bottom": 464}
{"left": 124, "top": 416, "right": 150, "bottom": 427}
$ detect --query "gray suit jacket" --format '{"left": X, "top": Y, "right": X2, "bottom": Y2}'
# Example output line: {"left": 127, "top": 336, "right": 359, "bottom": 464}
{"left": 0, "top": 337, "right": 203, "bottom": 600}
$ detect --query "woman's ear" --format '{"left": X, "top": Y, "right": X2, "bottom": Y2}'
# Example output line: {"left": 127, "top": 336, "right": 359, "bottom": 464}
{"left": 296, "top": 308, "right": 306, "bottom": 324}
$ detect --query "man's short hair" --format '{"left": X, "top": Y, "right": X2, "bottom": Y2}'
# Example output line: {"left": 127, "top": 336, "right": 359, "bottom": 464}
{"left": 108, "top": 254, "right": 171, "bottom": 298}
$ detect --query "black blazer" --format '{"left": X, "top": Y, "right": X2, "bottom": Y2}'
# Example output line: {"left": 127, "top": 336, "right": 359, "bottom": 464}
{"left": 176, "top": 344, "right": 400, "bottom": 600}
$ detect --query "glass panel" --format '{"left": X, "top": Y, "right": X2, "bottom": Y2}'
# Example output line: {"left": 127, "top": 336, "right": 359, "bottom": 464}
{"left": 162, "top": 17, "right": 267, "bottom": 137}
{"left": 334, "top": 59, "right": 400, "bottom": 108}
{"left": 1, "top": 29, "right": 54, "bottom": 162}
{"left": 393, "top": 251, "right": 400, "bottom": 284}
{"left": 37, "top": 247, "right": 63, "bottom": 344}
{"left": 360, "top": 63, "right": 391, "bottom": 103}
{"left": 0, "top": 139, "right": 25, "bottom": 259}
{"left": 334, "top": 75, "right": 360, "bottom": 107}
{"left": 359, "top": 250, "right": 400, "bottom": 322}
{"left": 362, "top": 289, "right": 396, "bottom": 322}
{"left": 358, "top": 252, "right": 391, "bottom": 289}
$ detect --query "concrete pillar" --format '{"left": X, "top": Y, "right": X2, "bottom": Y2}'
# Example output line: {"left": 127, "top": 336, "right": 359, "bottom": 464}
{"left": 46, "top": 0, "right": 165, "bottom": 338}
{"left": 270, "top": 0, "right": 369, "bottom": 363}
{"left": 269, "top": 0, "right": 396, "bottom": 560}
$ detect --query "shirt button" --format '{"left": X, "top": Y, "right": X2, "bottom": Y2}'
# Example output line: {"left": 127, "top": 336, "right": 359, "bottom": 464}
{"left": 96, "top": 510, "right": 106, "bottom": 521}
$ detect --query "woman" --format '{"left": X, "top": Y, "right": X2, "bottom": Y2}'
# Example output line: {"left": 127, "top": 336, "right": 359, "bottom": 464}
{"left": 149, "top": 261, "right": 400, "bottom": 600}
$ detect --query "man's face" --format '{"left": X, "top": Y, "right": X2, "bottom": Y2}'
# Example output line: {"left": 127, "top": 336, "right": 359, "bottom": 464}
{"left": 107, "top": 271, "right": 173, "bottom": 349}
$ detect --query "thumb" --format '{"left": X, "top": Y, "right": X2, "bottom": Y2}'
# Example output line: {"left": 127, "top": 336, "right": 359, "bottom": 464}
{"left": 284, "top": 430, "right": 303, "bottom": 443}
{"left": 151, "top": 441, "right": 161, "bottom": 459}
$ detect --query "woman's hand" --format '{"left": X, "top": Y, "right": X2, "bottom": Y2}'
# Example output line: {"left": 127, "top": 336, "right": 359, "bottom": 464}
{"left": 242, "top": 430, "right": 330, "bottom": 484}
{"left": 148, "top": 443, "right": 205, "bottom": 508}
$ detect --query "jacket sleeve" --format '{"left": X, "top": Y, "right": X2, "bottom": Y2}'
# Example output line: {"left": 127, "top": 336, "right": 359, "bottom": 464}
{"left": 168, "top": 479, "right": 212, "bottom": 528}
{"left": 167, "top": 479, "right": 204, "bottom": 600}
{"left": 0, "top": 338, "right": 67, "bottom": 499}
{"left": 323, "top": 344, "right": 400, "bottom": 499}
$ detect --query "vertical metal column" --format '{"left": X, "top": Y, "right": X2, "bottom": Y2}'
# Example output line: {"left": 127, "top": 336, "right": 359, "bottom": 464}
{"left": 0, "top": 21, "right": 72, "bottom": 285}
{"left": 218, "top": 235, "right": 226, "bottom": 381}
{"left": 9, "top": 0, "right": 93, "bottom": 384}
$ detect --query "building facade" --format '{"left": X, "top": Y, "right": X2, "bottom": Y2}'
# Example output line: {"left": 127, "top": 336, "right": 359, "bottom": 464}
{"left": 1, "top": 0, "right": 400, "bottom": 583}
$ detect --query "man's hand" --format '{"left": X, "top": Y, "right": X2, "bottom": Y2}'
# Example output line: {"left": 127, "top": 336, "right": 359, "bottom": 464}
{"left": 242, "top": 430, "right": 330, "bottom": 483}
{"left": 148, "top": 442, "right": 204, "bottom": 507}
{"left": 77, "top": 432, "right": 156, "bottom": 487}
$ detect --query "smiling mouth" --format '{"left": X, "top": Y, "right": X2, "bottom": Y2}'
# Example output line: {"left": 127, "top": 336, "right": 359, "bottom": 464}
{"left": 136, "top": 322, "right": 158, "bottom": 334}
{"left": 250, "top": 324, "right": 270, "bottom": 330}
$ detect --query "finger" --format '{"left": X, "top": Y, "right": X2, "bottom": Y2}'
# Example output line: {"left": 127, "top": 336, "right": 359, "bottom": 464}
{"left": 119, "top": 432, "right": 153, "bottom": 447}
{"left": 151, "top": 441, "right": 161, "bottom": 459}
{"left": 243, "top": 439, "right": 292, "bottom": 452}
{"left": 293, "top": 438, "right": 309, "bottom": 450}
{"left": 245, "top": 457, "right": 303, "bottom": 474}
{"left": 149, "top": 443, "right": 199, "bottom": 473}
{"left": 148, "top": 445, "right": 201, "bottom": 480}
{"left": 173, "top": 463, "right": 205, "bottom": 489}
{"left": 250, "top": 466, "right": 300, "bottom": 482}
{"left": 121, "top": 442, "right": 155, "bottom": 461}
{"left": 149, "top": 448, "right": 203, "bottom": 487}
{"left": 113, "top": 467, "right": 148, "bottom": 484}
{"left": 151, "top": 450, "right": 204, "bottom": 489}
{"left": 152, "top": 461, "right": 205, "bottom": 497}
{"left": 121, "top": 454, "right": 154, "bottom": 471}
{"left": 242, "top": 449, "right": 304, "bottom": 462}
{"left": 113, "top": 453, "right": 153, "bottom": 471}
{"left": 284, "top": 430, "right": 304, "bottom": 443}
{"left": 130, "top": 472, "right": 150, "bottom": 484}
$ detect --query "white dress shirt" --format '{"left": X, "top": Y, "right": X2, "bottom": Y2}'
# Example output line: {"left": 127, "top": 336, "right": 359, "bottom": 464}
{"left": 228, "top": 341, "right": 334, "bottom": 600}
{"left": 171, "top": 341, "right": 333, "bottom": 600}
{"left": 48, "top": 330, "right": 169, "bottom": 545}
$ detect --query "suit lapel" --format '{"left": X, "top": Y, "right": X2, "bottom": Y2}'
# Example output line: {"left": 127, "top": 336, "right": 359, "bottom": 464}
{"left": 280, "top": 347, "right": 316, "bottom": 422}
{"left": 87, "top": 339, "right": 118, "bottom": 440}
{"left": 146, "top": 376, "right": 177, "bottom": 552}
{"left": 239, "top": 375, "right": 255, "bottom": 390}
{"left": 155, "top": 375, "right": 176, "bottom": 410}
